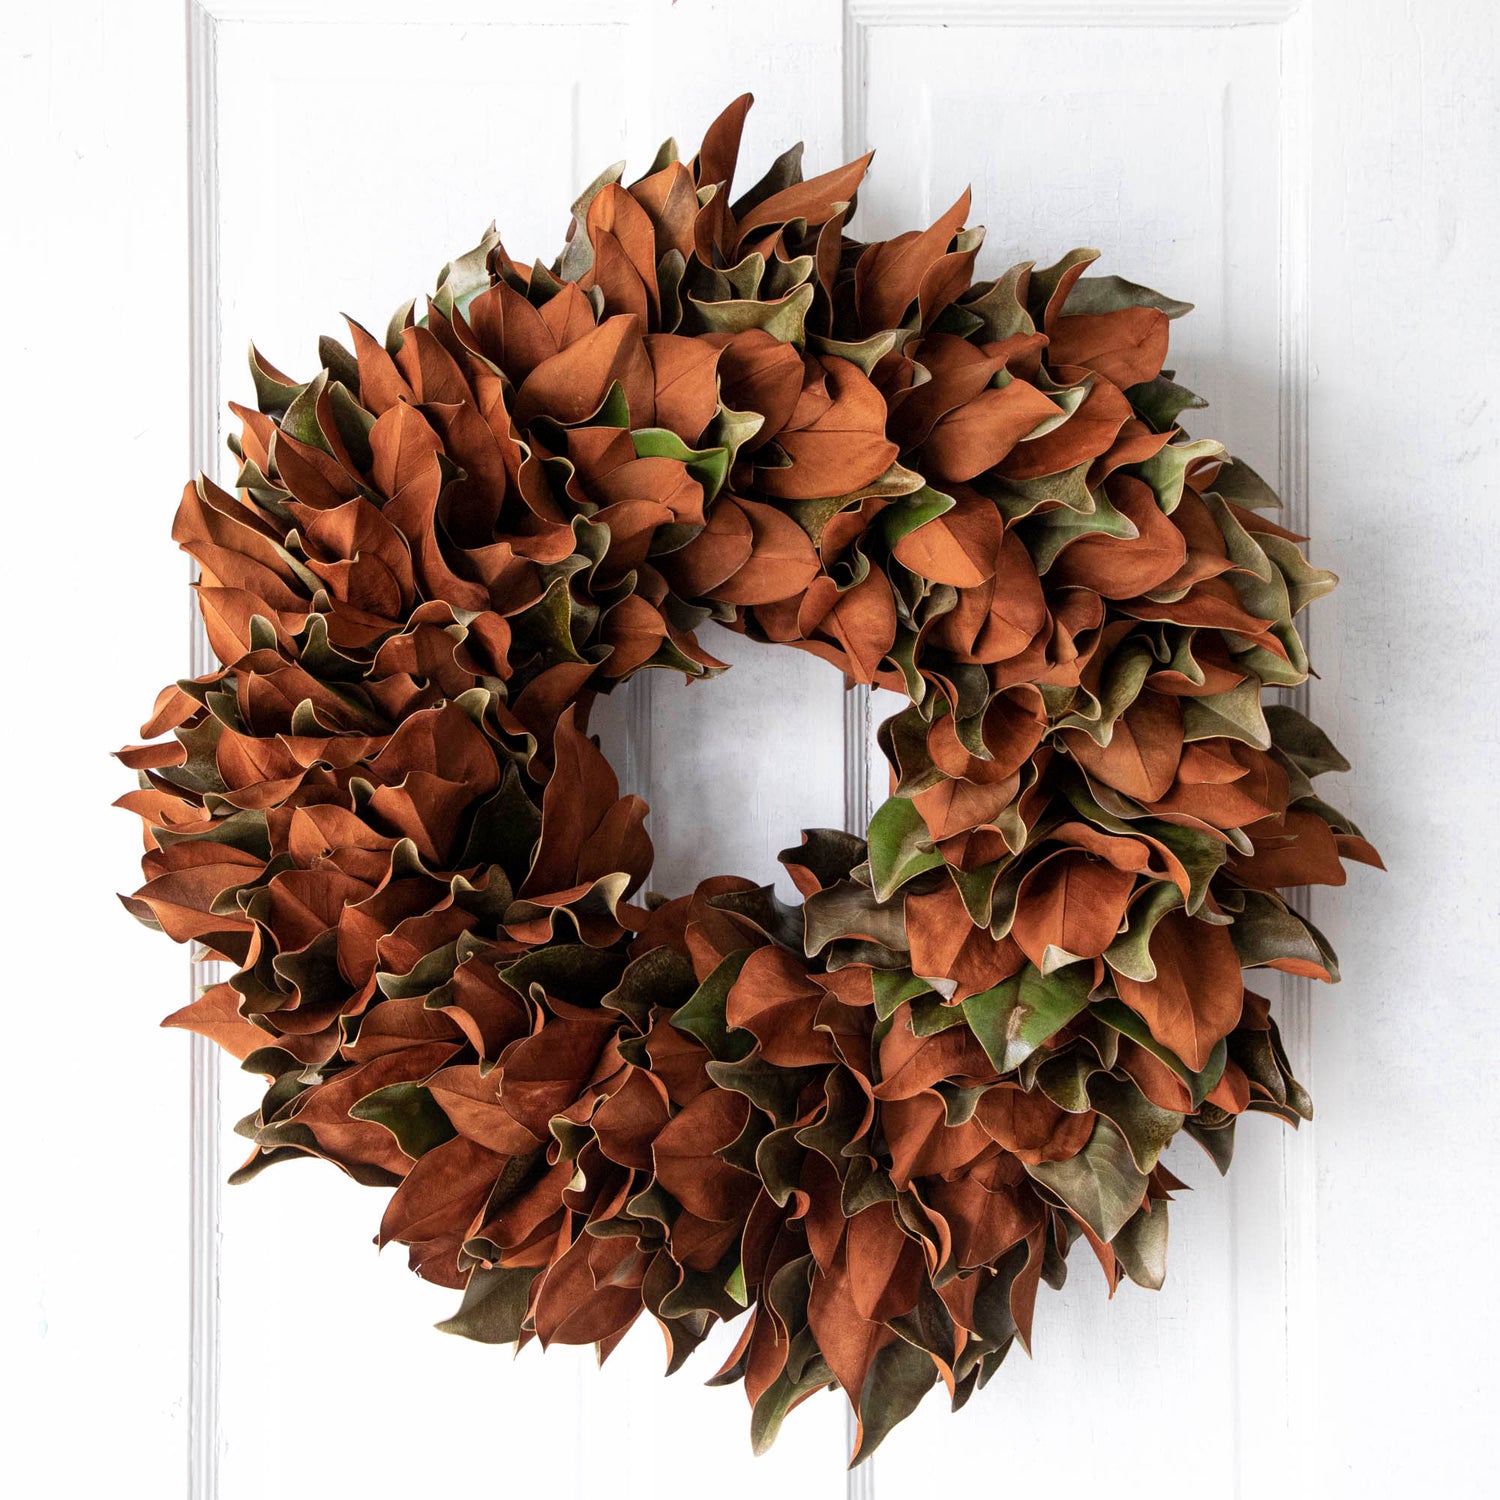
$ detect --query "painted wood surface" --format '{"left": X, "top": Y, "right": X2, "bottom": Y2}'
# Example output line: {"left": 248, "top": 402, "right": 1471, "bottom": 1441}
{"left": 4, "top": 2, "right": 1495, "bottom": 1496}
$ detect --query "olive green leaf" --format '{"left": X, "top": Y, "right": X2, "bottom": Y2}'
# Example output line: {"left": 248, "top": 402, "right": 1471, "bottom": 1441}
{"left": 809, "top": 329, "right": 900, "bottom": 374}
{"left": 601, "top": 945, "right": 697, "bottom": 1030}
{"left": 1182, "top": 677, "right": 1272, "bottom": 751}
{"left": 672, "top": 950, "right": 754, "bottom": 1061}
{"left": 960, "top": 261, "right": 1036, "bottom": 342}
{"left": 804, "top": 880, "right": 909, "bottom": 957}
{"left": 1063, "top": 273, "right": 1193, "bottom": 320}
{"left": 687, "top": 282, "right": 815, "bottom": 347}
{"left": 1128, "top": 372, "right": 1207, "bottom": 432}
{"left": 962, "top": 963, "right": 1094, "bottom": 1074}
{"left": 499, "top": 945, "right": 626, "bottom": 1006}
{"left": 1026, "top": 247, "right": 1100, "bottom": 325}
{"left": 1092, "top": 998, "right": 1228, "bottom": 1108}
{"left": 435, "top": 1265, "right": 539, "bottom": 1344}
{"left": 1026, "top": 1117, "right": 1149, "bottom": 1242}
{"left": 1228, "top": 890, "right": 1341, "bottom": 981}
{"left": 1266, "top": 704, "right": 1351, "bottom": 778}
{"left": 631, "top": 428, "right": 730, "bottom": 502}
{"left": 1112, "top": 1201, "right": 1170, "bottom": 1290}
{"left": 1210, "top": 454, "right": 1281, "bottom": 510}
{"left": 881, "top": 485, "right": 958, "bottom": 547}
{"left": 853, "top": 1337, "right": 939, "bottom": 1464}
{"left": 349, "top": 1083, "right": 457, "bottom": 1160}
{"left": 1103, "top": 883, "right": 1185, "bottom": 982}
{"left": 1184, "top": 1117, "right": 1236, "bottom": 1174}
{"left": 1086, "top": 1073, "right": 1184, "bottom": 1173}
{"left": 1135, "top": 436, "right": 1225, "bottom": 515}
{"left": 1021, "top": 482, "right": 1139, "bottom": 573}
{"left": 866, "top": 795, "right": 944, "bottom": 901}
{"left": 871, "top": 968, "right": 935, "bottom": 1021}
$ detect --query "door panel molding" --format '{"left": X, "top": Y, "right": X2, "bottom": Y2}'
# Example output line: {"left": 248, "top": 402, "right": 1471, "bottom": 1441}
{"left": 185, "top": 8, "right": 222, "bottom": 1498}
{"left": 842, "top": 2, "right": 1317, "bottom": 1492}
{"left": 847, "top": 0, "right": 1300, "bottom": 25}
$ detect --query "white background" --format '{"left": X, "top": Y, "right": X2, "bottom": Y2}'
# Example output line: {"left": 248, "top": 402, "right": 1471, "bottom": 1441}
{"left": 4, "top": 2, "right": 1496, "bottom": 1496}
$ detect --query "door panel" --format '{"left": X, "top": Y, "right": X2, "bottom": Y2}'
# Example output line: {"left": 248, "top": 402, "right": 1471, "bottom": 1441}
{"left": 846, "top": 9, "right": 1301, "bottom": 1491}
{"left": 206, "top": 10, "right": 851, "bottom": 1496}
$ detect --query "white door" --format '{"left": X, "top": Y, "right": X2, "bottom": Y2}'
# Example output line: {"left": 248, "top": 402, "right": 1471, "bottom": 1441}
{"left": 8, "top": 1, "right": 1495, "bottom": 1497}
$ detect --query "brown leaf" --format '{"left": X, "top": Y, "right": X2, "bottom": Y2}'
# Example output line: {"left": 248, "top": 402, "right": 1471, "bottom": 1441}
{"left": 1048, "top": 307, "right": 1170, "bottom": 388}
{"left": 1113, "top": 908, "right": 1245, "bottom": 1071}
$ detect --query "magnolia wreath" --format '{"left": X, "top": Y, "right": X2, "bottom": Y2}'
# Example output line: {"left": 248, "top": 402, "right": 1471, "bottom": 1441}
{"left": 119, "top": 96, "right": 1380, "bottom": 1458}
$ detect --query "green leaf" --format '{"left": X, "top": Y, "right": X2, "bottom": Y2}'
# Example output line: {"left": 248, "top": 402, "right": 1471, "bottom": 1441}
{"left": 509, "top": 573, "right": 588, "bottom": 665}
{"left": 1128, "top": 373, "right": 1207, "bottom": 432}
{"left": 755, "top": 1126, "right": 807, "bottom": 1207}
{"left": 1139, "top": 821, "right": 1226, "bottom": 916}
{"left": 881, "top": 485, "right": 956, "bottom": 547}
{"left": 731, "top": 140, "right": 805, "bottom": 218}
{"left": 866, "top": 796, "right": 943, "bottom": 902}
{"left": 778, "top": 828, "right": 868, "bottom": 891}
{"left": 1266, "top": 702, "right": 1362, "bottom": 780}
{"left": 788, "top": 464, "right": 929, "bottom": 546}
{"left": 248, "top": 344, "right": 304, "bottom": 417}
{"left": 461, "top": 763, "right": 541, "bottom": 884}
{"left": 631, "top": 427, "right": 730, "bottom": 503}
{"left": 1054, "top": 638, "right": 1154, "bottom": 744}
{"left": 1063, "top": 273, "right": 1193, "bottom": 320}
{"left": 1210, "top": 454, "right": 1281, "bottom": 510}
{"left": 960, "top": 260, "right": 1036, "bottom": 342}
{"left": 706, "top": 1055, "right": 823, "bottom": 1122}
{"left": 1135, "top": 436, "right": 1226, "bottom": 515}
{"left": 435, "top": 1264, "right": 538, "bottom": 1344}
{"left": 725, "top": 1260, "right": 748, "bottom": 1307}
{"left": 871, "top": 969, "right": 934, "bottom": 1021}
{"left": 1092, "top": 999, "right": 1228, "bottom": 1108}
{"left": 498, "top": 945, "right": 626, "bottom": 1005}
{"left": 705, "top": 400, "right": 765, "bottom": 467}
{"left": 1086, "top": 1073, "right": 1184, "bottom": 1173}
{"left": 750, "top": 1351, "right": 832, "bottom": 1456}
{"left": 909, "top": 993, "right": 971, "bottom": 1037}
{"left": 1260, "top": 532, "right": 1338, "bottom": 615}
{"left": 556, "top": 161, "right": 624, "bottom": 281}
{"left": 853, "top": 1338, "right": 939, "bottom": 1464}
{"left": 1112, "top": 1201, "right": 1170, "bottom": 1290}
{"left": 688, "top": 282, "right": 815, "bottom": 348}
{"left": 1185, "top": 1117, "right": 1236, "bottom": 1174}
{"left": 432, "top": 223, "right": 502, "bottom": 319}
{"left": 601, "top": 945, "right": 697, "bottom": 1030}
{"left": 1103, "top": 882, "right": 1185, "bottom": 981}
{"left": 1021, "top": 482, "right": 1139, "bottom": 572}
{"left": 1182, "top": 677, "right": 1272, "bottom": 751}
{"left": 656, "top": 248, "right": 687, "bottom": 334}
{"left": 1033, "top": 1049, "right": 1106, "bottom": 1113}
{"left": 1026, "top": 1117, "right": 1148, "bottom": 1243}
{"left": 987, "top": 460, "right": 1094, "bottom": 524}
{"left": 1227, "top": 890, "right": 1340, "bottom": 981}
{"left": 709, "top": 884, "right": 805, "bottom": 952}
{"left": 808, "top": 329, "right": 899, "bottom": 374}
{"left": 1014, "top": 372, "right": 1089, "bottom": 440}
{"left": 349, "top": 1083, "right": 456, "bottom": 1159}
{"left": 803, "top": 880, "right": 909, "bottom": 958}
{"left": 671, "top": 950, "right": 753, "bottom": 1061}
{"left": 962, "top": 963, "right": 1093, "bottom": 1074}
{"left": 1026, "top": 247, "right": 1100, "bottom": 326}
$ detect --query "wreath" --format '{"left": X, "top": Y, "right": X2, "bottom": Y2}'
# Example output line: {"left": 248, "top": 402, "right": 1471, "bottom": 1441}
{"left": 118, "top": 95, "right": 1380, "bottom": 1458}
